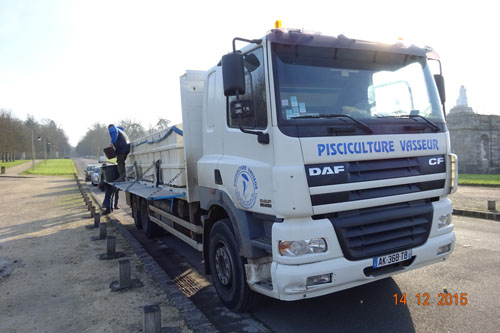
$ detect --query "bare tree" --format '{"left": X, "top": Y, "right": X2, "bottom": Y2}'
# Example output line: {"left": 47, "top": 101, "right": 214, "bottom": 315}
{"left": 118, "top": 119, "right": 146, "bottom": 141}
{"left": 75, "top": 123, "right": 109, "bottom": 157}
{"left": 0, "top": 110, "right": 70, "bottom": 161}
{"left": 156, "top": 118, "right": 171, "bottom": 130}
{"left": 147, "top": 118, "right": 171, "bottom": 135}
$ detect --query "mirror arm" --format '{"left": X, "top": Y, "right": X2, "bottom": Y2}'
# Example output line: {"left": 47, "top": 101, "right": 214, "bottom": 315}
{"left": 237, "top": 115, "right": 269, "bottom": 144}
{"left": 232, "top": 37, "right": 262, "bottom": 52}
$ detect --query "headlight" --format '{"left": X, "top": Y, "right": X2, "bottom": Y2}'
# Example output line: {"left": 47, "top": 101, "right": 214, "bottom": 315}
{"left": 438, "top": 213, "right": 452, "bottom": 228}
{"left": 279, "top": 238, "right": 327, "bottom": 256}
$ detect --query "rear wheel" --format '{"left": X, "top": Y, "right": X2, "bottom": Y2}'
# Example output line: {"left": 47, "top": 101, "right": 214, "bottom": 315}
{"left": 208, "top": 218, "right": 259, "bottom": 312}
{"left": 141, "top": 199, "right": 160, "bottom": 238}
{"left": 131, "top": 195, "right": 142, "bottom": 229}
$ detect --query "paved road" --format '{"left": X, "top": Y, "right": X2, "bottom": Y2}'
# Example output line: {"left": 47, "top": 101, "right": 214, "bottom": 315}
{"left": 250, "top": 215, "right": 500, "bottom": 332}
{"left": 74, "top": 158, "right": 500, "bottom": 332}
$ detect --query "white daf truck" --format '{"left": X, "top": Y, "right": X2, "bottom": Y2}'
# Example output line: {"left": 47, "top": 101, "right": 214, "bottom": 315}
{"left": 113, "top": 27, "right": 457, "bottom": 312}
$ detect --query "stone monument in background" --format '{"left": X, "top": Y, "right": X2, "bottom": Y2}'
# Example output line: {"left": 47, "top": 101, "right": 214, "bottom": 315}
{"left": 456, "top": 85, "right": 468, "bottom": 106}
{"left": 447, "top": 86, "right": 500, "bottom": 174}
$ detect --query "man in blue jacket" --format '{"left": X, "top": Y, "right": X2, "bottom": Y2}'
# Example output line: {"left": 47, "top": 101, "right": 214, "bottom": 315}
{"left": 108, "top": 124, "right": 130, "bottom": 181}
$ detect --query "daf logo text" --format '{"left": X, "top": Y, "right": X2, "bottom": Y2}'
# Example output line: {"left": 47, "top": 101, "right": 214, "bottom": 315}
{"left": 308, "top": 165, "right": 345, "bottom": 176}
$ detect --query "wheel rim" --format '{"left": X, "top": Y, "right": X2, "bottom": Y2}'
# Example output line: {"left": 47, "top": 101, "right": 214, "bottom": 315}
{"left": 214, "top": 242, "right": 232, "bottom": 287}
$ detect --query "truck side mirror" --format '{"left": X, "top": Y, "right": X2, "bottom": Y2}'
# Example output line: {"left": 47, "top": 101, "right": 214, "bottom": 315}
{"left": 222, "top": 53, "right": 245, "bottom": 97}
{"left": 434, "top": 74, "right": 446, "bottom": 105}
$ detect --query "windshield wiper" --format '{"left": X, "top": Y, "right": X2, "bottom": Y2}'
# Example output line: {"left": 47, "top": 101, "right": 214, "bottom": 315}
{"left": 291, "top": 114, "right": 373, "bottom": 134}
{"left": 376, "top": 113, "right": 441, "bottom": 132}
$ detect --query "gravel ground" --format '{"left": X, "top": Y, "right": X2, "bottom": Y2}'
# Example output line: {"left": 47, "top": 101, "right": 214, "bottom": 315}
{"left": 1, "top": 160, "right": 40, "bottom": 176}
{"left": 450, "top": 185, "right": 500, "bottom": 212}
{"left": 0, "top": 175, "right": 192, "bottom": 333}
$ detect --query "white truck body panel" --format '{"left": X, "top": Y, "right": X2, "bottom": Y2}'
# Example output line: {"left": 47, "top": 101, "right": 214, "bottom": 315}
{"left": 180, "top": 70, "right": 205, "bottom": 202}
{"left": 126, "top": 70, "right": 205, "bottom": 203}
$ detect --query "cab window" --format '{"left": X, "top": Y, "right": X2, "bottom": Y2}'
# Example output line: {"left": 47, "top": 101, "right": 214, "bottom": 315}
{"left": 227, "top": 48, "right": 267, "bottom": 129}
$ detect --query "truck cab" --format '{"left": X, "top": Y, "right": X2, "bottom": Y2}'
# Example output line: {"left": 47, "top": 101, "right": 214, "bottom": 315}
{"left": 122, "top": 27, "right": 457, "bottom": 312}
{"left": 197, "top": 28, "right": 456, "bottom": 309}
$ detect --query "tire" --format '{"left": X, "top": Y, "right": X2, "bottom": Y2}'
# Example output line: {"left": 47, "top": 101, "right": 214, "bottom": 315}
{"left": 141, "top": 199, "right": 160, "bottom": 238}
{"left": 132, "top": 196, "right": 142, "bottom": 229}
{"left": 208, "top": 218, "right": 259, "bottom": 312}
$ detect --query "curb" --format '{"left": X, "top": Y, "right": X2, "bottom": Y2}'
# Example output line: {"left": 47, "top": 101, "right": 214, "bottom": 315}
{"left": 457, "top": 184, "right": 500, "bottom": 188}
{"left": 82, "top": 179, "right": 218, "bottom": 333}
{"left": 453, "top": 209, "right": 500, "bottom": 221}
{"left": 0, "top": 175, "right": 35, "bottom": 179}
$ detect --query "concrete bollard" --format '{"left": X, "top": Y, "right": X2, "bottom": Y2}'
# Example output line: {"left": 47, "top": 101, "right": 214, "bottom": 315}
{"left": 91, "top": 222, "right": 106, "bottom": 241}
{"left": 85, "top": 212, "right": 100, "bottom": 230}
{"left": 119, "top": 259, "right": 132, "bottom": 289}
{"left": 90, "top": 205, "right": 96, "bottom": 218}
{"left": 94, "top": 213, "right": 100, "bottom": 227}
{"left": 99, "top": 222, "right": 107, "bottom": 239}
{"left": 1, "top": 166, "right": 5, "bottom": 174}
{"left": 98, "top": 236, "right": 125, "bottom": 260}
{"left": 143, "top": 305, "right": 161, "bottom": 333}
{"left": 107, "top": 235, "right": 116, "bottom": 255}
{"left": 106, "top": 236, "right": 116, "bottom": 257}
{"left": 110, "top": 258, "right": 144, "bottom": 291}
{"left": 488, "top": 200, "right": 496, "bottom": 211}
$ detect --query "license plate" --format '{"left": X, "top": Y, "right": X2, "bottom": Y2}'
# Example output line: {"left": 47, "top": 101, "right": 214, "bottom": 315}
{"left": 373, "top": 249, "right": 412, "bottom": 268}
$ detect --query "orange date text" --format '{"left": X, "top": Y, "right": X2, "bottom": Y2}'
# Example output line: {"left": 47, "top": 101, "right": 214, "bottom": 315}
{"left": 393, "top": 293, "right": 468, "bottom": 306}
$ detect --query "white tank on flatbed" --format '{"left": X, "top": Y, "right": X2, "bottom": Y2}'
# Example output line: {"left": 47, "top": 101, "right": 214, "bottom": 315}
{"left": 128, "top": 125, "right": 186, "bottom": 187}
{"left": 124, "top": 70, "right": 205, "bottom": 203}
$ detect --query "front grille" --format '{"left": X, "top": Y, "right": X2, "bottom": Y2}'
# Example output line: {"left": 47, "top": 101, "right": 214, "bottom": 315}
{"left": 328, "top": 200, "right": 433, "bottom": 260}
{"left": 306, "top": 155, "right": 446, "bottom": 206}
{"left": 305, "top": 155, "right": 445, "bottom": 188}
{"left": 311, "top": 180, "right": 444, "bottom": 206}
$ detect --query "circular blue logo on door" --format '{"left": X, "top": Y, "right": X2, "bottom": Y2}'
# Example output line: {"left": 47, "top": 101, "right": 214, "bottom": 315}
{"left": 233, "top": 165, "right": 258, "bottom": 209}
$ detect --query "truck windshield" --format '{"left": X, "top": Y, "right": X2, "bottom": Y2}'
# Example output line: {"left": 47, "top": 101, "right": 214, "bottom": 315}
{"left": 271, "top": 43, "right": 444, "bottom": 135}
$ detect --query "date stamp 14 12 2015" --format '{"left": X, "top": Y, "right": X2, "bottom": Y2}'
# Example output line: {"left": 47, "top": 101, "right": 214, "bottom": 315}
{"left": 393, "top": 292, "right": 468, "bottom": 306}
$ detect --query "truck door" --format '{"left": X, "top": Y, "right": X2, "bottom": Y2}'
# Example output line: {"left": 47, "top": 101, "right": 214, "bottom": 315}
{"left": 219, "top": 46, "right": 275, "bottom": 214}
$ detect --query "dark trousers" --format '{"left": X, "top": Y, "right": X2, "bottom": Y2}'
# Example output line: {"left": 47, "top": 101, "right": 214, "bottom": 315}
{"left": 103, "top": 186, "right": 119, "bottom": 210}
{"left": 116, "top": 153, "right": 128, "bottom": 181}
{"left": 103, "top": 184, "right": 113, "bottom": 210}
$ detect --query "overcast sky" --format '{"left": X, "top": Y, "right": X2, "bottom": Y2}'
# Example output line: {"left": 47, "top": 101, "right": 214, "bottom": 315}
{"left": 0, "top": 0, "right": 497, "bottom": 146}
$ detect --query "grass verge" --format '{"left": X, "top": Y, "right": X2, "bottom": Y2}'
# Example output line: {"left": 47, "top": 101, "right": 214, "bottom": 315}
{"left": 0, "top": 160, "right": 30, "bottom": 169}
{"left": 22, "top": 159, "right": 77, "bottom": 176}
{"left": 458, "top": 174, "right": 500, "bottom": 186}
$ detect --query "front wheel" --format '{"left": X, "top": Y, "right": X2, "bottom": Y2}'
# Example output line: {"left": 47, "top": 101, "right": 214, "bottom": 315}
{"left": 208, "top": 218, "right": 259, "bottom": 312}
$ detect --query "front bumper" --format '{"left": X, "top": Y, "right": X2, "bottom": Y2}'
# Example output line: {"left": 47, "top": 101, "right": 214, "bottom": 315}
{"left": 268, "top": 230, "right": 455, "bottom": 301}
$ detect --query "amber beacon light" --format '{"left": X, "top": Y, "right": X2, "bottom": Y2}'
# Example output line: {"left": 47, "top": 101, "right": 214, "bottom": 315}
{"left": 275, "top": 20, "right": 282, "bottom": 28}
